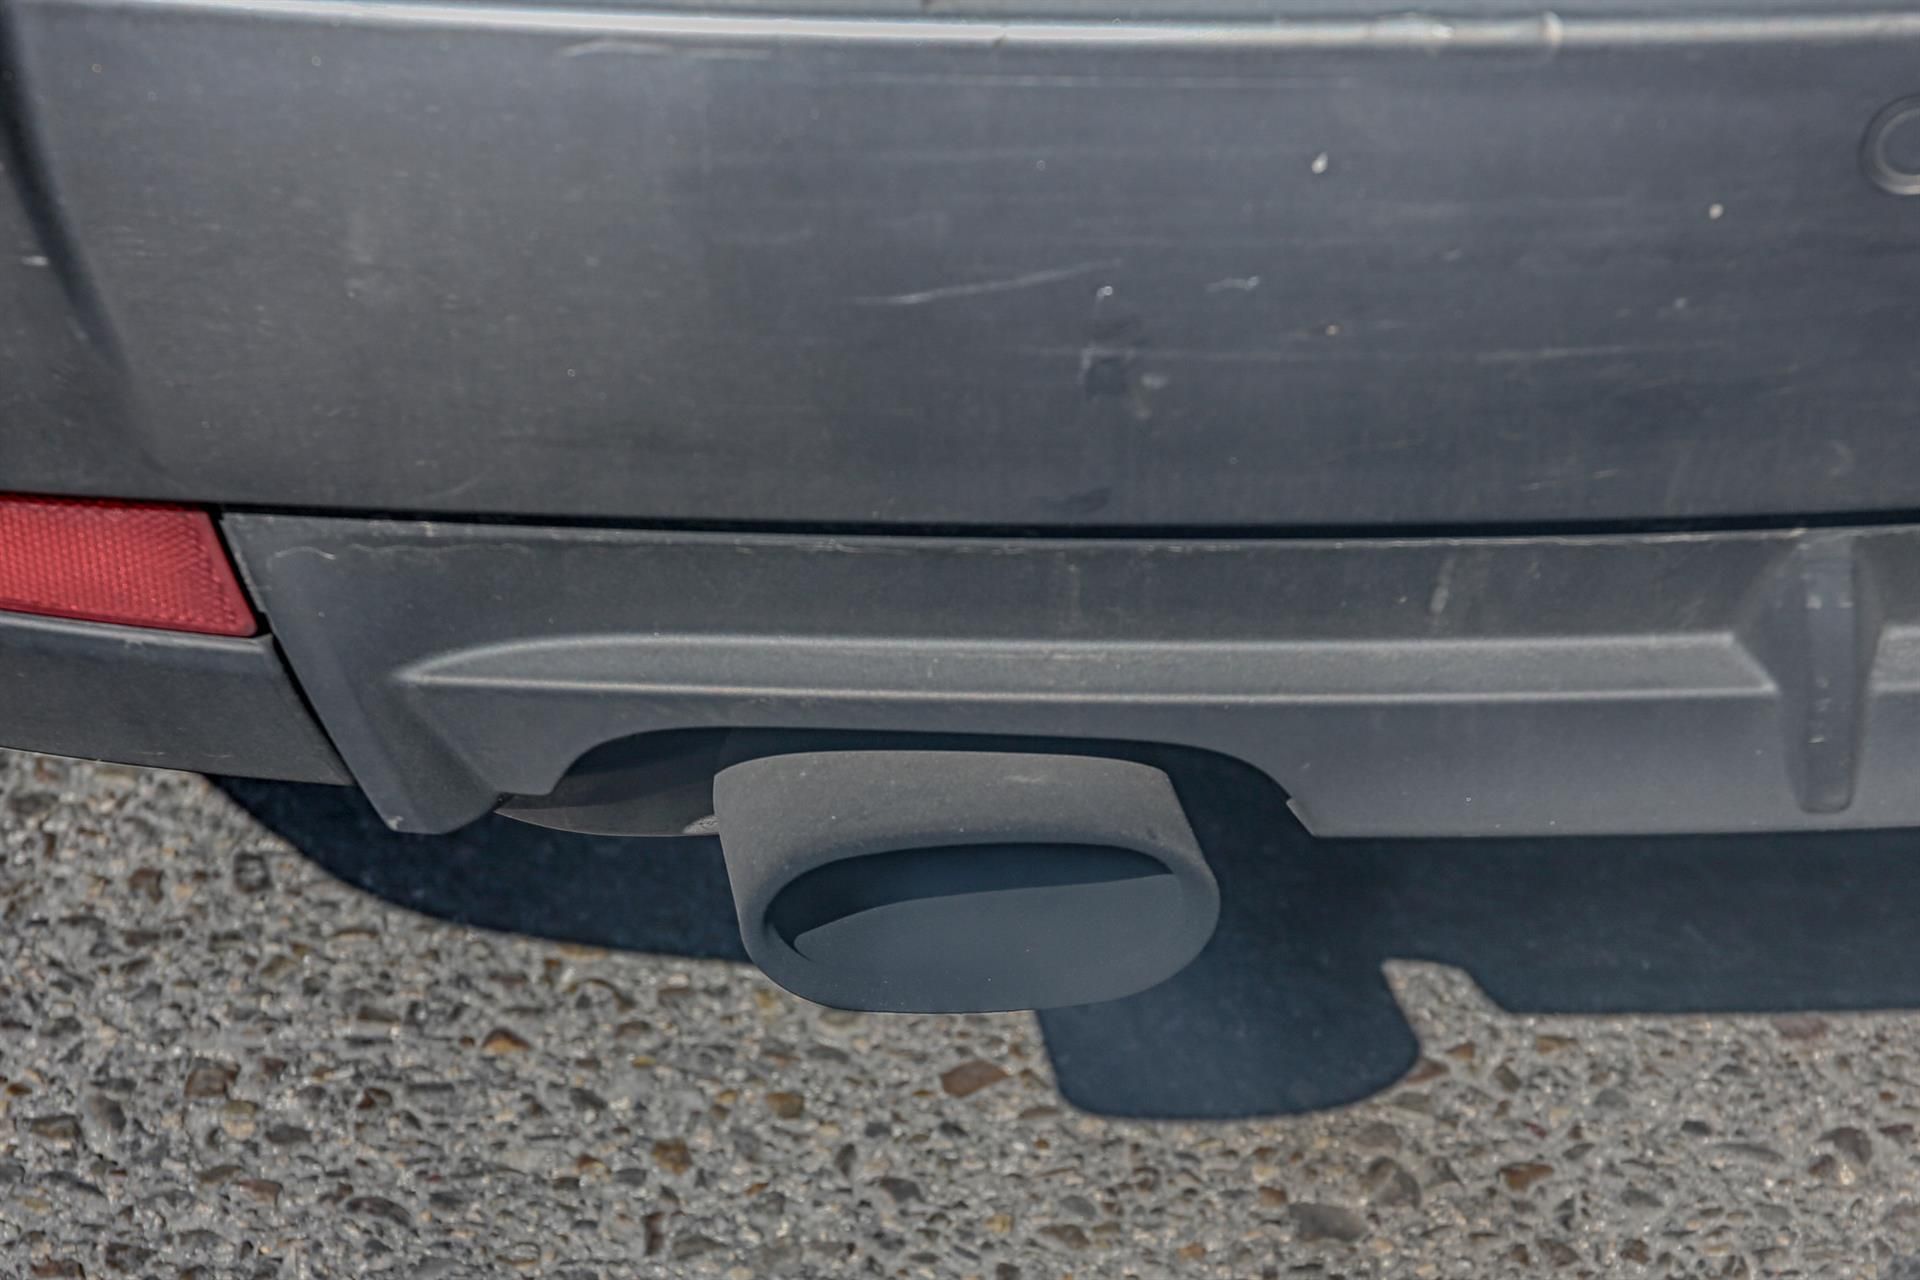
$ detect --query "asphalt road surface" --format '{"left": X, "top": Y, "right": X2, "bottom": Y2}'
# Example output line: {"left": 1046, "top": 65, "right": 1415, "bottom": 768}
{"left": 2, "top": 750, "right": 1918, "bottom": 1278}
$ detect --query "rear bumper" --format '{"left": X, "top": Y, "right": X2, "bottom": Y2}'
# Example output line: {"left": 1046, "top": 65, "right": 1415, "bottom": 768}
{"left": 204, "top": 514, "right": 1918, "bottom": 839}
{"left": 7, "top": 0, "right": 1920, "bottom": 839}
{"left": 9, "top": 0, "right": 1920, "bottom": 528}
{"left": 7, "top": 512, "right": 1914, "bottom": 839}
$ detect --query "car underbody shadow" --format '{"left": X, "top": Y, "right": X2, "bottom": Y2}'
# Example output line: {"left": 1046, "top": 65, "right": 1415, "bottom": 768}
{"left": 217, "top": 776, "right": 749, "bottom": 964}
{"left": 218, "top": 760, "right": 1920, "bottom": 1120}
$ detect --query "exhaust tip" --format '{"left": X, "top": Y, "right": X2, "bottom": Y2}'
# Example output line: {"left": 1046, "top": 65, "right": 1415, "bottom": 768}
{"left": 713, "top": 750, "right": 1219, "bottom": 1012}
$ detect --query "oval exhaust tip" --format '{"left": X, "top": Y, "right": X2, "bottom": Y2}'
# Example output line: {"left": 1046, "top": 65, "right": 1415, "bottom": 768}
{"left": 713, "top": 750, "right": 1219, "bottom": 1013}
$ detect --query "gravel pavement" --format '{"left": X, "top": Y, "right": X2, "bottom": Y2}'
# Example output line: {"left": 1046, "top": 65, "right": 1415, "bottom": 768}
{"left": 2, "top": 750, "right": 1919, "bottom": 1278}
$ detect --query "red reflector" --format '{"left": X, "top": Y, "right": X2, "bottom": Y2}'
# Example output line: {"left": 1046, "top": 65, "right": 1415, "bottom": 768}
{"left": 0, "top": 496, "right": 257, "bottom": 637}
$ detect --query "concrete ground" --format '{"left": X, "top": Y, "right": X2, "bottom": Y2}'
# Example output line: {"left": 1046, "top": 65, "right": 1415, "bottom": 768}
{"left": 1, "top": 750, "right": 1917, "bottom": 1278}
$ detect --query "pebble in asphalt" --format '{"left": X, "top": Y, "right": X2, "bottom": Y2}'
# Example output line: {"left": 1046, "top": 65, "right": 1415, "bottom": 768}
{"left": 1, "top": 750, "right": 1918, "bottom": 1277}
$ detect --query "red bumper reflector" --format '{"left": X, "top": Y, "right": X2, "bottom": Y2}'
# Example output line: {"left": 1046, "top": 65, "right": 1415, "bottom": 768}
{"left": 0, "top": 496, "right": 257, "bottom": 637}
